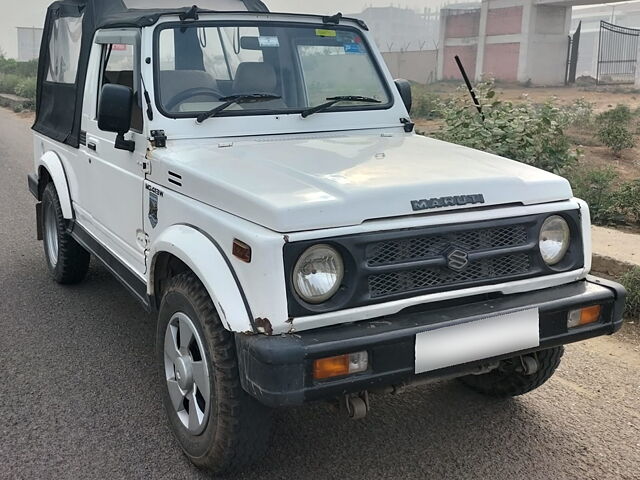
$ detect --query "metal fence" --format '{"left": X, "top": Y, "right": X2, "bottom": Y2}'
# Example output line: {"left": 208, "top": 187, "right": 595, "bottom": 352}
{"left": 597, "top": 21, "right": 640, "bottom": 85}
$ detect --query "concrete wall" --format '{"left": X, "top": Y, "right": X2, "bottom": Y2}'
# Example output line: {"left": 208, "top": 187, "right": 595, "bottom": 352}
{"left": 438, "top": 0, "right": 572, "bottom": 86}
{"left": 382, "top": 50, "right": 438, "bottom": 84}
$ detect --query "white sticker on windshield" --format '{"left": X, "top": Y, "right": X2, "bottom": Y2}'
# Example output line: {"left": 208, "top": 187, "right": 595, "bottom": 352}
{"left": 259, "top": 36, "right": 280, "bottom": 48}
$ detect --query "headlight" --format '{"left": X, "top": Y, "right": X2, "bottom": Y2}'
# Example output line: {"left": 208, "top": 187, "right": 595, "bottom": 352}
{"left": 539, "top": 215, "right": 571, "bottom": 265}
{"left": 293, "top": 244, "right": 344, "bottom": 303}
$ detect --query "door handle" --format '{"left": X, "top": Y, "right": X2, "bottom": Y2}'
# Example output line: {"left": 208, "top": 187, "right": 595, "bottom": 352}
{"left": 88, "top": 142, "right": 97, "bottom": 151}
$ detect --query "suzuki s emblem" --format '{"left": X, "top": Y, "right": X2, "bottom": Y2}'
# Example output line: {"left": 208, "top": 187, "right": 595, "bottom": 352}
{"left": 445, "top": 247, "right": 469, "bottom": 272}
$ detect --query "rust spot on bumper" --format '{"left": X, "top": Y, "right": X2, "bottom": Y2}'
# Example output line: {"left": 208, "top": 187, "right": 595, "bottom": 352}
{"left": 254, "top": 317, "right": 273, "bottom": 335}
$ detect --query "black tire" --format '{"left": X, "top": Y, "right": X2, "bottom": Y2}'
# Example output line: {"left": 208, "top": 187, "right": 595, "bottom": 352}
{"left": 459, "top": 347, "right": 564, "bottom": 398}
{"left": 41, "top": 182, "right": 90, "bottom": 284}
{"left": 156, "top": 272, "right": 271, "bottom": 474}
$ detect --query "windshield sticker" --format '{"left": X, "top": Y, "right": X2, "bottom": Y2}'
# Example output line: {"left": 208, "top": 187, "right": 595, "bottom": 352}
{"left": 344, "top": 43, "right": 364, "bottom": 54}
{"left": 315, "top": 29, "right": 337, "bottom": 37}
{"left": 258, "top": 36, "right": 280, "bottom": 48}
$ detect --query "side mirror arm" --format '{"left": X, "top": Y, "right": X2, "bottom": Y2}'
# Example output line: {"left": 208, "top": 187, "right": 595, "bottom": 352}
{"left": 115, "top": 133, "right": 135, "bottom": 152}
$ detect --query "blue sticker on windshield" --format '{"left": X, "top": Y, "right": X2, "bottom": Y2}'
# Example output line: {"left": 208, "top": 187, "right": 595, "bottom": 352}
{"left": 344, "top": 43, "right": 364, "bottom": 54}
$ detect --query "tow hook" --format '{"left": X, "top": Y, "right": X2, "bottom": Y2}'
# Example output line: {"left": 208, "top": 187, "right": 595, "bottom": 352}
{"left": 517, "top": 355, "right": 539, "bottom": 375}
{"left": 344, "top": 391, "right": 370, "bottom": 420}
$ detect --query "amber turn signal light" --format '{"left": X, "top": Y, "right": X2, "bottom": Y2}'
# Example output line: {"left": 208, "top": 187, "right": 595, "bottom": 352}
{"left": 232, "top": 239, "right": 252, "bottom": 263}
{"left": 567, "top": 305, "right": 601, "bottom": 328}
{"left": 313, "top": 352, "right": 368, "bottom": 380}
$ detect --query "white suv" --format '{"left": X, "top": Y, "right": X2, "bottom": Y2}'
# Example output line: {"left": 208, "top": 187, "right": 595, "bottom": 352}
{"left": 28, "top": 0, "right": 626, "bottom": 474}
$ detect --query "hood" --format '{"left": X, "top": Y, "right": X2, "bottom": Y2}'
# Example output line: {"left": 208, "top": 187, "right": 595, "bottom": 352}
{"left": 150, "top": 132, "right": 573, "bottom": 232}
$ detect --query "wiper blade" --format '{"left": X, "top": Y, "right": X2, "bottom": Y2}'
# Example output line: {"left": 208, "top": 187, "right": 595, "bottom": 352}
{"left": 301, "top": 95, "right": 381, "bottom": 118}
{"left": 196, "top": 93, "right": 282, "bottom": 124}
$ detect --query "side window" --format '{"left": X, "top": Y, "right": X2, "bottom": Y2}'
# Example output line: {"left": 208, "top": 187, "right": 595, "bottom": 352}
{"left": 99, "top": 44, "right": 143, "bottom": 131}
{"left": 47, "top": 15, "right": 83, "bottom": 83}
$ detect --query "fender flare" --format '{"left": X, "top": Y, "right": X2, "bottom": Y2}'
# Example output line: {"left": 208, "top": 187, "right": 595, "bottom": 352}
{"left": 149, "top": 224, "right": 255, "bottom": 333}
{"left": 38, "top": 151, "right": 73, "bottom": 219}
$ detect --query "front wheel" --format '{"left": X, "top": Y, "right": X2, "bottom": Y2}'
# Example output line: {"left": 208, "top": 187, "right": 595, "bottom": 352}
{"left": 41, "top": 182, "right": 90, "bottom": 284}
{"left": 156, "top": 273, "right": 271, "bottom": 474}
{"left": 459, "top": 347, "right": 564, "bottom": 397}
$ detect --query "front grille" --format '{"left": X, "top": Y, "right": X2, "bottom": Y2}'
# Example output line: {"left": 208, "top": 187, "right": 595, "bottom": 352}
{"left": 283, "top": 211, "right": 583, "bottom": 317}
{"left": 367, "top": 225, "right": 528, "bottom": 266}
{"left": 369, "top": 253, "right": 532, "bottom": 298}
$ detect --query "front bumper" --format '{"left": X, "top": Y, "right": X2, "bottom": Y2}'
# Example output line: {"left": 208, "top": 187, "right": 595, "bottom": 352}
{"left": 236, "top": 276, "right": 626, "bottom": 407}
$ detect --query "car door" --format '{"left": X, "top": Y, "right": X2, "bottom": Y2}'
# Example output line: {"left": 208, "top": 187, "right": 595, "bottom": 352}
{"left": 79, "top": 30, "right": 147, "bottom": 276}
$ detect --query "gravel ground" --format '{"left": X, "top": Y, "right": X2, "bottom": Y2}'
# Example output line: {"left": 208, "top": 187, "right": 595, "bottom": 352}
{"left": 1, "top": 108, "right": 639, "bottom": 480}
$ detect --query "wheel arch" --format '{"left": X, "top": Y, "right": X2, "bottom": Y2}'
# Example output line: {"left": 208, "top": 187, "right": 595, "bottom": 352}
{"left": 149, "top": 225, "right": 255, "bottom": 334}
{"left": 37, "top": 151, "right": 73, "bottom": 219}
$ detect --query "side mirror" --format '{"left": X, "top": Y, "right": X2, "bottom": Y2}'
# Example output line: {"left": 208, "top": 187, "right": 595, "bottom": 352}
{"left": 98, "top": 83, "right": 135, "bottom": 152}
{"left": 394, "top": 79, "right": 412, "bottom": 114}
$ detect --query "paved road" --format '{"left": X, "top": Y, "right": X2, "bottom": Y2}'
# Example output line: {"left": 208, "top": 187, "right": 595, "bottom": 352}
{"left": 1, "top": 108, "right": 639, "bottom": 480}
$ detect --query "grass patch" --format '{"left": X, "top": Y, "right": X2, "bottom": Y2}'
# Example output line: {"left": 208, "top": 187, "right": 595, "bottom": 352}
{"left": 620, "top": 267, "right": 640, "bottom": 318}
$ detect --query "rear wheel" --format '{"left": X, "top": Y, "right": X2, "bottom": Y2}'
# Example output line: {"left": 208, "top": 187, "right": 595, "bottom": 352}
{"left": 459, "top": 347, "right": 564, "bottom": 397}
{"left": 157, "top": 272, "right": 271, "bottom": 474}
{"left": 41, "top": 182, "right": 90, "bottom": 284}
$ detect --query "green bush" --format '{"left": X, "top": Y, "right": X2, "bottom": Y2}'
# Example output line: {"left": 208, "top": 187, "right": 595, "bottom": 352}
{"left": 15, "top": 77, "right": 36, "bottom": 101}
{"left": 0, "top": 56, "right": 38, "bottom": 77}
{"left": 433, "top": 81, "right": 577, "bottom": 174}
{"left": 617, "top": 179, "right": 640, "bottom": 224}
{"left": 564, "top": 98, "right": 594, "bottom": 128}
{"left": 0, "top": 73, "right": 21, "bottom": 94}
{"left": 598, "top": 121, "right": 635, "bottom": 156}
{"left": 620, "top": 267, "right": 640, "bottom": 318}
{"left": 567, "top": 167, "right": 624, "bottom": 225}
{"left": 412, "top": 92, "right": 442, "bottom": 119}
{"left": 595, "top": 104, "right": 636, "bottom": 156}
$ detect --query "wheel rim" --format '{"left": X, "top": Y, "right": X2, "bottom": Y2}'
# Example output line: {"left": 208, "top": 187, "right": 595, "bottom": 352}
{"left": 44, "top": 200, "right": 59, "bottom": 267}
{"left": 164, "top": 312, "right": 211, "bottom": 435}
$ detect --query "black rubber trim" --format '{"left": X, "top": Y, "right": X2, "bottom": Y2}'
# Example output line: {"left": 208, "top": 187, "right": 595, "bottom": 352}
{"left": 235, "top": 276, "right": 626, "bottom": 407}
{"left": 69, "top": 222, "right": 151, "bottom": 311}
{"left": 28, "top": 174, "right": 39, "bottom": 200}
{"left": 176, "top": 223, "right": 257, "bottom": 333}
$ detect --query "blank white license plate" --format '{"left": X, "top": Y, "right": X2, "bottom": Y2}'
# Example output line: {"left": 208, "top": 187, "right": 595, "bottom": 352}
{"left": 415, "top": 309, "right": 540, "bottom": 374}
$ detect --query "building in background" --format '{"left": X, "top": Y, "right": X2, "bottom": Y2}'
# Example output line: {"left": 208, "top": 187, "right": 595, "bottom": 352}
{"left": 0, "top": 0, "right": 49, "bottom": 59}
{"left": 16, "top": 28, "right": 44, "bottom": 61}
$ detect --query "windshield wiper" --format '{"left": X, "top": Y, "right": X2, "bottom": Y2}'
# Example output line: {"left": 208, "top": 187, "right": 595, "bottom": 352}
{"left": 196, "top": 93, "right": 282, "bottom": 124}
{"left": 301, "top": 95, "right": 382, "bottom": 118}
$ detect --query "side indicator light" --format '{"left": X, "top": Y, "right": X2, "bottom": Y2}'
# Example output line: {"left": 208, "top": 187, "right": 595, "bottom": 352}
{"left": 567, "top": 305, "right": 602, "bottom": 328}
{"left": 313, "top": 352, "right": 368, "bottom": 380}
{"left": 232, "top": 239, "right": 252, "bottom": 263}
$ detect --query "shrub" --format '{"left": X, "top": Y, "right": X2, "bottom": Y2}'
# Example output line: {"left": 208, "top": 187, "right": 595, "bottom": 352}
{"left": 620, "top": 267, "right": 640, "bottom": 318}
{"left": 617, "top": 179, "right": 640, "bottom": 224}
{"left": 595, "top": 104, "right": 636, "bottom": 156}
{"left": 14, "top": 77, "right": 36, "bottom": 101}
{"left": 0, "top": 73, "right": 21, "bottom": 94}
{"left": 564, "top": 98, "right": 594, "bottom": 128}
{"left": 412, "top": 92, "right": 442, "bottom": 119}
{"left": 566, "top": 167, "right": 624, "bottom": 225}
{"left": 433, "top": 81, "right": 578, "bottom": 174}
{"left": 598, "top": 121, "right": 635, "bottom": 156}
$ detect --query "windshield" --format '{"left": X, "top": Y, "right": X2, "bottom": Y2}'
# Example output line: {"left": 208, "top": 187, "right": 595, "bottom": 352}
{"left": 155, "top": 22, "right": 392, "bottom": 117}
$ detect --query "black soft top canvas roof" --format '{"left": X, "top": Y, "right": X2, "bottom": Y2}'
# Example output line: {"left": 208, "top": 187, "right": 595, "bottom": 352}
{"left": 33, "top": 0, "right": 269, "bottom": 147}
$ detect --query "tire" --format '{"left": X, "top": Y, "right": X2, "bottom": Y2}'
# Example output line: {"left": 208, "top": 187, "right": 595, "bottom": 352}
{"left": 41, "top": 182, "right": 90, "bottom": 284}
{"left": 459, "top": 347, "right": 564, "bottom": 398}
{"left": 156, "top": 272, "right": 271, "bottom": 474}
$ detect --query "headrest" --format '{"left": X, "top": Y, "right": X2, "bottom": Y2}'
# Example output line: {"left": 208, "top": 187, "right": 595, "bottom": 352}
{"left": 233, "top": 62, "right": 278, "bottom": 95}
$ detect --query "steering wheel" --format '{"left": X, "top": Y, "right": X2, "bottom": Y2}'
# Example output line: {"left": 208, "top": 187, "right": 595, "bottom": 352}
{"left": 165, "top": 86, "right": 224, "bottom": 111}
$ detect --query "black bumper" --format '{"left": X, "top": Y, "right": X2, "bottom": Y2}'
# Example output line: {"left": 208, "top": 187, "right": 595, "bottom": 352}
{"left": 236, "top": 276, "right": 626, "bottom": 407}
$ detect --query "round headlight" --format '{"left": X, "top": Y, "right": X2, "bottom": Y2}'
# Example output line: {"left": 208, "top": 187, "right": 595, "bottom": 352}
{"left": 539, "top": 215, "right": 571, "bottom": 266}
{"left": 293, "top": 245, "right": 344, "bottom": 304}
